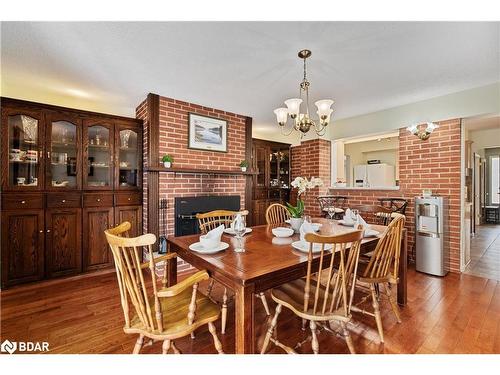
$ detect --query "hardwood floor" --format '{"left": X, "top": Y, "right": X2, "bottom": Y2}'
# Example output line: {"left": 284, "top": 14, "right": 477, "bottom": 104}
{"left": 465, "top": 224, "right": 500, "bottom": 281}
{"left": 1, "top": 267, "right": 499, "bottom": 354}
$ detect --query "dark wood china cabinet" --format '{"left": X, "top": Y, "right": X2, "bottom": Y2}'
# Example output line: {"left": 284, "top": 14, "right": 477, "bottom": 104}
{"left": 1, "top": 98, "right": 143, "bottom": 288}
{"left": 251, "top": 138, "right": 291, "bottom": 225}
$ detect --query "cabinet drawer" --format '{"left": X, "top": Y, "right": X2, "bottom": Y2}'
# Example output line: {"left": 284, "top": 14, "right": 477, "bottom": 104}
{"left": 46, "top": 193, "right": 81, "bottom": 208}
{"left": 115, "top": 192, "right": 142, "bottom": 206}
{"left": 2, "top": 194, "right": 44, "bottom": 209}
{"left": 83, "top": 193, "right": 113, "bottom": 207}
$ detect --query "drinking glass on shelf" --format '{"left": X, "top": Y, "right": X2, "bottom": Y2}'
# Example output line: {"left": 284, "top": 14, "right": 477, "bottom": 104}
{"left": 326, "top": 206, "right": 336, "bottom": 221}
{"left": 303, "top": 215, "right": 312, "bottom": 224}
{"left": 233, "top": 213, "right": 246, "bottom": 253}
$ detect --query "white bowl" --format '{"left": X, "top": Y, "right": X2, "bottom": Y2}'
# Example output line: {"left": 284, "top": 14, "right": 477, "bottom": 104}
{"left": 272, "top": 227, "right": 294, "bottom": 238}
{"left": 199, "top": 235, "right": 221, "bottom": 249}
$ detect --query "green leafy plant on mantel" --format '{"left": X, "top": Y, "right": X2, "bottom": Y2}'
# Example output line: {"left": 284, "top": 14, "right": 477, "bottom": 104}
{"left": 239, "top": 160, "right": 249, "bottom": 171}
{"left": 162, "top": 154, "right": 173, "bottom": 168}
{"left": 286, "top": 199, "right": 304, "bottom": 218}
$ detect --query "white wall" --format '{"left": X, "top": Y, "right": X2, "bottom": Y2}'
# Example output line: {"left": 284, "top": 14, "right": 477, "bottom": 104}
{"left": 329, "top": 82, "right": 500, "bottom": 140}
{"left": 468, "top": 127, "right": 500, "bottom": 158}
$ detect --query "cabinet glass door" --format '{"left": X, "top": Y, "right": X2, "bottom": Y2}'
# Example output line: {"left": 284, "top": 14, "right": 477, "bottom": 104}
{"left": 117, "top": 128, "right": 139, "bottom": 188}
{"left": 269, "top": 150, "right": 279, "bottom": 187}
{"left": 255, "top": 146, "right": 267, "bottom": 187}
{"left": 49, "top": 120, "right": 78, "bottom": 188}
{"left": 279, "top": 149, "right": 290, "bottom": 188}
{"left": 86, "top": 125, "right": 112, "bottom": 188}
{"left": 7, "top": 114, "right": 42, "bottom": 189}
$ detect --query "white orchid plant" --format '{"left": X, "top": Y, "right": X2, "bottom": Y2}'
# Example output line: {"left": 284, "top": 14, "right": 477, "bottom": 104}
{"left": 286, "top": 176, "right": 324, "bottom": 218}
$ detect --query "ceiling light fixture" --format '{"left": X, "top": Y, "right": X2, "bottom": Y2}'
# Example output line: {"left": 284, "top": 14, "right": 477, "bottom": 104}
{"left": 273, "top": 50, "right": 334, "bottom": 138}
{"left": 407, "top": 122, "right": 439, "bottom": 140}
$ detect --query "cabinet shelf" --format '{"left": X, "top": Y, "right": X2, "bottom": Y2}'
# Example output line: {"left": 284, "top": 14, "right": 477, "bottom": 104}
{"left": 9, "top": 160, "right": 38, "bottom": 165}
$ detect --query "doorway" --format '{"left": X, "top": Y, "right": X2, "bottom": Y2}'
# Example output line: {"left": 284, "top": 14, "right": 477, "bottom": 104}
{"left": 463, "top": 115, "right": 500, "bottom": 281}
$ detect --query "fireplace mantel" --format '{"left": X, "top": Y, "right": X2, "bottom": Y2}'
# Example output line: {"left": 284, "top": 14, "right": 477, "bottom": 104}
{"left": 146, "top": 166, "right": 256, "bottom": 176}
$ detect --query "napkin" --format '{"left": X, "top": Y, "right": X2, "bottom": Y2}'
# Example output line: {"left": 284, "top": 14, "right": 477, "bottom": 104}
{"left": 203, "top": 224, "right": 225, "bottom": 241}
{"left": 356, "top": 215, "right": 371, "bottom": 230}
{"left": 343, "top": 208, "right": 353, "bottom": 223}
{"left": 299, "top": 221, "right": 316, "bottom": 243}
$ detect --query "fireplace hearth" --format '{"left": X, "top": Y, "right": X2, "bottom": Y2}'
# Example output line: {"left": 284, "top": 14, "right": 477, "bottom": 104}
{"left": 174, "top": 195, "right": 240, "bottom": 236}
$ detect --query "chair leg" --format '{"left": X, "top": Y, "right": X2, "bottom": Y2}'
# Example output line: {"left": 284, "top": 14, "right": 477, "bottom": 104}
{"left": 261, "top": 303, "right": 282, "bottom": 354}
{"left": 310, "top": 320, "right": 319, "bottom": 354}
{"left": 171, "top": 341, "right": 181, "bottom": 354}
{"left": 340, "top": 321, "right": 356, "bottom": 354}
{"left": 162, "top": 339, "right": 171, "bottom": 354}
{"left": 259, "top": 292, "right": 271, "bottom": 316}
{"left": 208, "top": 322, "right": 224, "bottom": 354}
{"left": 384, "top": 283, "right": 402, "bottom": 323}
{"left": 221, "top": 288, "right": 228, "bottom": 334}
{"left": 132, "top": 334, "right": 144, "bottom": 354}
{"left": 370, "top": 284, "right": 384, "bottom": 343}
{"left": 301, "top": 318, "right": 307, "bottom": 331}
{"left": 207, "top": 279, "right": 215, "bottom": 298}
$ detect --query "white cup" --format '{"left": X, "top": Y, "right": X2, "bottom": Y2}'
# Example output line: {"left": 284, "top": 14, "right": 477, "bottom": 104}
{"left": 199, "top": 235, "right": 220, "bottom": 249}
{"left": 17, "top": 177, "right": 26, "bottom": 185}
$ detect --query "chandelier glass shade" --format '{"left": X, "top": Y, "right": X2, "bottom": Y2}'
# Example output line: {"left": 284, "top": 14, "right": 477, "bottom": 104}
{"left": 273, "top": 50, "right": 334, "bottom": 137}
{"left": 406, "top": 122, "right": 439, "bottom": 140}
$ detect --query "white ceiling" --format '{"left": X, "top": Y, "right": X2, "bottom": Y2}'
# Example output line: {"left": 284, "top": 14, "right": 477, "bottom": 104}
{"left": 1, "top": 22, "right": 499, "bottom": 132}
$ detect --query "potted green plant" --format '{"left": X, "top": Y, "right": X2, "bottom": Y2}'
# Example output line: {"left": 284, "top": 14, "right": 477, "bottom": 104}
{"left": 285, "top": 199, "right": 305, "bottom": 233}
{"left": 162, "top": 155, "right": 173, "bottom": 168}
{"left": 239, "top": 160, "right": 249, "bottom": 172}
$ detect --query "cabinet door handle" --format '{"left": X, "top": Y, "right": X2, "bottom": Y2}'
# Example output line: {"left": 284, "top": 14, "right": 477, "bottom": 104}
{"left": 39, "top": 230, "right": 43, "bottom": 233}
{"left": 21, "top": 200, "right": 26, "bottom": 204}
{"left": 46, "top": 229, "right": 51, "bottom": 233}
{"left": 97, "top": 198, "right": 101, "bottom": 202}
{"left": 128, "top": 197, "right": 131, "bottom": 201}
{"left": 62, "top": 199, "right": 66, "bottom": 203}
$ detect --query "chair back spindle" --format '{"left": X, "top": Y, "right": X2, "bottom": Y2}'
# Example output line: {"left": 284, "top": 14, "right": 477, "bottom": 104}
{"left": 265, "top": 203, "right": 290, "bottom": 224}
{"left": 363, "top": 213, "right": 406, "bottom": 281}
{"left": 196, "top": 210, "right": 249, "bottom": 234}
{"left": 303, "top": 230, "right": 364, "bottom": 318}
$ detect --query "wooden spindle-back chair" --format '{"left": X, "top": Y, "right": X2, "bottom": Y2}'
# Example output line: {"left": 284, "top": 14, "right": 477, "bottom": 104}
{"left": 350, "top": 204, "right": 394, "bottom": 225}
{"left": 351, "top": 213, "right": 406, "bottom": 343}
{"left": 196, "top": 209, "right": 270, "bottom": 334}
{"left": 265, "top": 203, "right": 290, "bottom": 224}
{"left": 105, "top": 221, "right": 223, "bottom": 354}
{"left": 261, "top": 229, "right": 364, "bottom": 354}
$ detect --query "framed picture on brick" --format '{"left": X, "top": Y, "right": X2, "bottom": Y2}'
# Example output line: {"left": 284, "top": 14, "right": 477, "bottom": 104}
{"left": 188, "top": 113, "right": 228, "bottom": 152}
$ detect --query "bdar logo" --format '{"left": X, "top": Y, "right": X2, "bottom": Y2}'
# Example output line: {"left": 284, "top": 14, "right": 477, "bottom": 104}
{"left": 1, "top": 339, "right": 17, "bottom": 354}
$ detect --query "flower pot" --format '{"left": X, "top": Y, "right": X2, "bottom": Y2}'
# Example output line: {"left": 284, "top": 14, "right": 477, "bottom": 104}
{"left": 241, "top": 167, "right": 247, "bottom": 172}
{"left": 289, "top": 217, "right": 304, "bottom": 233}
{"left": 164, "top": 161, "right": 171, "bottom": 168}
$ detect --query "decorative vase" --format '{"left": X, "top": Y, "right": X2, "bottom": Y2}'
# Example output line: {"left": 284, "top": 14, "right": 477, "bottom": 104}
{"left": 289, "top": 217, "right": 304, "bottom": 233}
{"left": 241, "top": 166, "right": 247, "bottom": 172}
{"left": 164, "top": 161, "right": 171, "bottom": 168}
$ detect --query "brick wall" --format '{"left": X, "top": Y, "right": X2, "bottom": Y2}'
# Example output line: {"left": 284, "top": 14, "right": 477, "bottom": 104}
{"left": 327, "top": 119, "right": 462, "bottom": 272}
{"left": 290, "top": 139, "right": 332, "bottom": 217}
{"left": 137, "top": 95, "right": 248, "bottom": 272}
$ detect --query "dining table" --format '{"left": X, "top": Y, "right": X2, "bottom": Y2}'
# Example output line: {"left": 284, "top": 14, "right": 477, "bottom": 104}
{"left": 166, "top": 218, "right": 408, "bottom": 354}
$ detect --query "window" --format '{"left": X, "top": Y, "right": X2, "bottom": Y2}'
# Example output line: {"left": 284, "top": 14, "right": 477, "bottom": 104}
{"left": 491, "top": 156, "right": 499, "bottom": 204}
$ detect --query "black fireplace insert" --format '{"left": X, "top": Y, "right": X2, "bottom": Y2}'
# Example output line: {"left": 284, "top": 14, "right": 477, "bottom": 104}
{"left": 174, "top": 195, "right": 240, "bottom": 236}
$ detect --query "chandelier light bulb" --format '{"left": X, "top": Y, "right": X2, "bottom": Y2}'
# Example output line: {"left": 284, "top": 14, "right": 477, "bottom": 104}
{"left": 284, "top": 98, "right": 302, "bottom": 118}
{"left": 273, "top": 108, "right": 288, "bottom": 125}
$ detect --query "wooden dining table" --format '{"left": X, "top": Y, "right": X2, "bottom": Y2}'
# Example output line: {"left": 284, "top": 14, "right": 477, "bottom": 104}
{"left": 166, "top": 218, "right": 407, "bottom": 354}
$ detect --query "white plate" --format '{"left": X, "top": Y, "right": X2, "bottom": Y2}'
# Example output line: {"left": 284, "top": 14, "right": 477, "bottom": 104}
{"left": 272, "top": 227, "right": 294, "bottom": 238}
{"left": 364, "top": 229, "right": 380, "bottom": 237}
{"left": 189, "top": 241, "right": 229, "bottom": 254}
{"left": 223, "top": 227, "right": 252, "bottom": 235}
{"left": 338, "top": 219, "right": 355, "bottom": 226}
{"left": 291, "top": 241, "right": 333, "bottom": 253}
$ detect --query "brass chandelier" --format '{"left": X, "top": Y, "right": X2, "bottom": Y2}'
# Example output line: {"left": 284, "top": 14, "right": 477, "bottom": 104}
{"left": 273, "top": 49, "right": 334, "bottom": 137}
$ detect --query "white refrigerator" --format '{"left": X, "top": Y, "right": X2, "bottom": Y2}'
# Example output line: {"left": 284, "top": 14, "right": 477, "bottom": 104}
{"left": 354, "top": 163, "right": 395, "bottom": 187}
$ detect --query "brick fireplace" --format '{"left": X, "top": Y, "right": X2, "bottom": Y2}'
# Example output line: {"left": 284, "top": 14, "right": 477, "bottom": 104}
{"left": 136, "top": 94, "right": 251, "bottom": 272}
